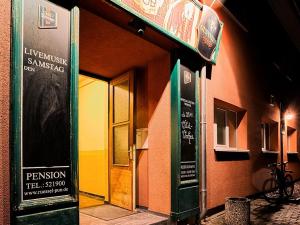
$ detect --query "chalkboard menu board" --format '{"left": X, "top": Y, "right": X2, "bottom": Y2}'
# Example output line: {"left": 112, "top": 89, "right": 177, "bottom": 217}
{"left": 180, "top": 66, "right": 196, "bottom": 182}
{"left": 21, "top": 0, "right": 71, "bottom": 200}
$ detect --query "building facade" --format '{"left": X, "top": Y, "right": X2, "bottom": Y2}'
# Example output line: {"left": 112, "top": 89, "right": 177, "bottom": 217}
{"left": 0, "top": 0, "right": 299, "bottom": 224}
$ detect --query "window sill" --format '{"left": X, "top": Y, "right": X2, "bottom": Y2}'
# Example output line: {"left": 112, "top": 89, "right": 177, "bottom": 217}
{"left": 214, "top": 148, "right": 250, "bottom": 153}
{"left": 287, "top": 152, "right": 298, "bottom": 155}
{"left": 262, "top": 149, "right": 279, "bottom": 154}
{"left": 287, "top": 152, "right": 299, "bottom": 161}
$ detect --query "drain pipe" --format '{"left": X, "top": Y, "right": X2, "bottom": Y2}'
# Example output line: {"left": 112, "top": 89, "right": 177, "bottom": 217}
{"left": 199, "top": 65, "right": 207, "bottom": 220}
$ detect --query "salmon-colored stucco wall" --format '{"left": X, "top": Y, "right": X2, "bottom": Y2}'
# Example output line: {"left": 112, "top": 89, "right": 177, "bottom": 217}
{"left": 147, "top": 54, "right": 171, "bottom": 215}
{"left": 206, "top": 6, "right": 300, "bottom": 209}
{"left": 0, "top": 0, "right": 11, "bottom": 224}
{"left": 137, "top": 150, "right": 149, "bottom": 207}
{"left": 136, "top": 70, "right": 149, "bottom": 207}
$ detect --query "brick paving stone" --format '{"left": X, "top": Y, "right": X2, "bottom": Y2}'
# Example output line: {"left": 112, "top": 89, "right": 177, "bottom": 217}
{"left": 202, "top": 181, "right": 300, "bottom": 225}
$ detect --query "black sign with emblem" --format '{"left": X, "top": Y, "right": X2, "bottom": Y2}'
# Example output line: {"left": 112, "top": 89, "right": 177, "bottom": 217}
{"left": 180, "top": 65, "right": 197, "bottom": 182}
{"left": 198, "top": 5, "right": 222, "bottom": 62}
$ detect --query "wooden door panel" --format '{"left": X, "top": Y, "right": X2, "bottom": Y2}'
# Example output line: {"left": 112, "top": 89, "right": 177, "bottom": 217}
{"left": 110, "top": 168, "right": 132, "bottom": 209}
{"left": 109, "top": 71, "right": 134, "bottom": 211}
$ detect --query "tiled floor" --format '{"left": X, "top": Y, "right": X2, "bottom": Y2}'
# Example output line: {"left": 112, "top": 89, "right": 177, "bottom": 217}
{"left": 79, "top": 193, "right": 168, "bottom": 225}
{"left": 80, "top": 211, "right": 168, "bottom": 225}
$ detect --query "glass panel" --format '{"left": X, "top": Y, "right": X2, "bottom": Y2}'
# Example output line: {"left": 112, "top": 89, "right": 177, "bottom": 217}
{"left": 113, "top": 124, "right": 129, "bottom": 165}
{"left": 261, "top": 124, "right": 265, "bottom": 149}
{"left": 215, "top": 108, "right": 226, "bottom": 145}
{"left": 265, "top": 123, "right": 270, "bottom": 150}
{"left": 228, "top": 110, "right": 237, "bottom": 148}
{"left": 113, "top": 80, "right": 129, "bottom": 123}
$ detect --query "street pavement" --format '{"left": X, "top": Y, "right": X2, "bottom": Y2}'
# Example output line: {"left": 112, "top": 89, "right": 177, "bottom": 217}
{"left": 202, "top": 181, "right": 300, "bottom": 225}
{"left": 80, "top": 182, "right": 300, "bottom": 225}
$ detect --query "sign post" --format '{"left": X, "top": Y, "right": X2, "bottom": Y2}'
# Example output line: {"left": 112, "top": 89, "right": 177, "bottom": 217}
{"left": 11, "top": 0, "right": 79, "bottom": 224}
{"left": 171, "top": 59, "right": 200, "bottom": 221}
{"left": 22, "top": 0, "right": 71, "bottom": 201}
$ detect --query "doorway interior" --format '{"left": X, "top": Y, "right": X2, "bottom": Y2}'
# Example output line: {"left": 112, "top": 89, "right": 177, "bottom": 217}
{"left": 79, "top": 73, "right": 138, "bottom": 221}
{"left": 78, "top": 74, "right": 108, "bottom": 210}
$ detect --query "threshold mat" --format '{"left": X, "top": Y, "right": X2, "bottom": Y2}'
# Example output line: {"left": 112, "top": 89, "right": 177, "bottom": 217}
{"left": 80, "top": 204, "right": 137, "bottom": 221}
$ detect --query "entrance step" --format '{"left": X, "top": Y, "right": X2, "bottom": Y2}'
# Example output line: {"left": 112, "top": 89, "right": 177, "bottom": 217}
{"left": 80, "top": 210, "right": 169, "bottom": 225}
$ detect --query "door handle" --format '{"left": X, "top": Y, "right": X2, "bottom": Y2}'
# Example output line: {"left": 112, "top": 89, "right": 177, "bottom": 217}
{"left": 128, "top": 145, "right": 135, "bottom": 160}
{"left": 129, "top": 146, "right": 132, "bottom": 160}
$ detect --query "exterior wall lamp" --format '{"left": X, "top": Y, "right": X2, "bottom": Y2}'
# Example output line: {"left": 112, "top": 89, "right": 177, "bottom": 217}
{"left": 269, "top": 94, "right": 275, "bottom": 107}
{"left": 285, "top": 111, "right": 294, "bottom": 121}
{"left": 128, "top": 18, "right": 146, "bottom": 35}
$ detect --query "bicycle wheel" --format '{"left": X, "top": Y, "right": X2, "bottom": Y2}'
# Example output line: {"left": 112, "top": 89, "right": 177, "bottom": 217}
{"left": 262, "top": 178, "right": 280, "bottom": 203}
{"left": 284, "top": 174, "right": 294, "bottom": 197}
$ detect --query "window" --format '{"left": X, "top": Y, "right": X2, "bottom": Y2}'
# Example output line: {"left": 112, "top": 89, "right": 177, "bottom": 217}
{"left": 214, "top": 107, "right": 237, "bottom": 148}
{"left": 261, "top": 122, "right": 278, "bottom": 151}
{"left": 287, "top": 127, "right": 297, "bottom": 152}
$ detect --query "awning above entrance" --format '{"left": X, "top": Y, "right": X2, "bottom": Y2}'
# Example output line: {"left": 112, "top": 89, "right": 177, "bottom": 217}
{"left": 80, "top": 0, "right": 223, "bottom": 65}
{"left": 79, "top": 9, "right": 168, "bottom": 78}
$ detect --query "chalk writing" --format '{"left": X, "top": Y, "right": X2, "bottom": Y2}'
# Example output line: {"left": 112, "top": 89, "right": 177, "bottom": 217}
{"left": 180, "top": 65, "right": 197, "bottom": 182}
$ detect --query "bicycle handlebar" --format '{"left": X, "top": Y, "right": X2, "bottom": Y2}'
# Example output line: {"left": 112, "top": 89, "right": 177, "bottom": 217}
{"left": 267, "top": 162, "right": 279, "bottom": 168}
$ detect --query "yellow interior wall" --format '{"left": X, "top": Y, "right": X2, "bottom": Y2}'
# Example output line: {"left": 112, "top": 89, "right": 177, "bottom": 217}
{"left": 79, "top": 75, "right": 108, "bottom": 200}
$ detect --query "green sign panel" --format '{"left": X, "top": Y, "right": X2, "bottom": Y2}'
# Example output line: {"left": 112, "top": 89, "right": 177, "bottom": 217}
{"left": 171, "top": 59, "right": 200, "bottom": 221}
{"left": 22, "top": 0, "right": 71, "bottom": 201}
{"left": 11, "top": 0, "right": 79, "bottom": 224}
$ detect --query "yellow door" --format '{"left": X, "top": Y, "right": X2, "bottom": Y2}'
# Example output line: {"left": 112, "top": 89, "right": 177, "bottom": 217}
{"left": 109, "top": 71, "right": 134, "bottom": 210}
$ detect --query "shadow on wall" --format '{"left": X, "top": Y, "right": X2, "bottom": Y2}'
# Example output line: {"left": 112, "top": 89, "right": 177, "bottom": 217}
{"left": 251, "top": 159, "right": 278, "bottom": 192}
{"left": 214, "top": 152, "right": 250, "bottom": 161}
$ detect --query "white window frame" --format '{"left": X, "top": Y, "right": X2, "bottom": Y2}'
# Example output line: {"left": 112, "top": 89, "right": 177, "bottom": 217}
{"left": 261, "top": 123, "right": 271, "bottom": 151}
{"left": 214, "top": 107, "right": 237, "bottom": 149}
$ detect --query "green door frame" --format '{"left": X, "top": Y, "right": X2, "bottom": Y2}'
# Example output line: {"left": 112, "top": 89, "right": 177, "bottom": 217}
{"left": 171, "top": 58, "right": 200, "bottom": 221}
{"left": 11, "top": 0, "right": 79, "bottom": 224}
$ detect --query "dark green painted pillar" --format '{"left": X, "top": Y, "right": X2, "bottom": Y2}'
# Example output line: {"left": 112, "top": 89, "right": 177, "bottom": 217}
{"left": 171, "top": 59, "right": 200, "bottom": 222}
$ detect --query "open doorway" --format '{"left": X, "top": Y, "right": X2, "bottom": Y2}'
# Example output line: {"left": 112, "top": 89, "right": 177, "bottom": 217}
{"left": 78, "top": 6, "right": 169, "bottom": 223}
{"left": 78, "top": 75, "right": 108, "bottom": 209}
{"left": 79, "top": 73, "right": 137, "bottom": 220}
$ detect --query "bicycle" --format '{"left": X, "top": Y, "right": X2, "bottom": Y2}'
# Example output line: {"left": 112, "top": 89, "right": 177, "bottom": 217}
{"left": 262, "top": 161, "right": 294, "bottom": 203}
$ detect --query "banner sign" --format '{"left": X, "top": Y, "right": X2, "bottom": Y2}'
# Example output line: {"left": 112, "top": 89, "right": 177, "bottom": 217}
{"left": 22, "top": 0, "right": 71, "bottom": 200}
{"left": 180, "top": 65, "right": 197, "bottom": 182}
{"left": 117, "top": 0, "right": 223, "bottom": 63}
{"left": 198, "top": 5, "right": 222, "bottom": 62}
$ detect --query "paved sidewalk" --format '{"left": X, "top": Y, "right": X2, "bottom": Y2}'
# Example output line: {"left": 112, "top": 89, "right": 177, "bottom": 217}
{"left": 202, "top": 181, "right": 300, "bottom": 225}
